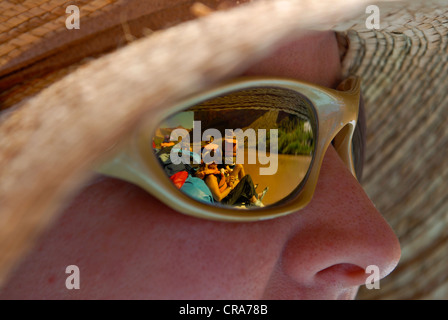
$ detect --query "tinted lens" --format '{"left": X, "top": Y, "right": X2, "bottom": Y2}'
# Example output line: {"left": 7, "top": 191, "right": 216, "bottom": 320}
{"left": 152, "top": 87, "right": 316, "bottom": 209}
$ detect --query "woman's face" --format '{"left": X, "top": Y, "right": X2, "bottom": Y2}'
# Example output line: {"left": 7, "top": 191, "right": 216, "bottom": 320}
{"left": 0, "top": 31, "right": 401, "bottom": 299}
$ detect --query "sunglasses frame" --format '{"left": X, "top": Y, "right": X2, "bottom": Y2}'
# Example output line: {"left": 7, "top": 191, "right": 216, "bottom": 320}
{"left": 96, "top": 76, "right": 361, "bottom": 222}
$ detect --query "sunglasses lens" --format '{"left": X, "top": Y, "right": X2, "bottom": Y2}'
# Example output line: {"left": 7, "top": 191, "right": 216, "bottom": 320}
{"left": 152, "top": 87, "right": 316, "bottom": 209}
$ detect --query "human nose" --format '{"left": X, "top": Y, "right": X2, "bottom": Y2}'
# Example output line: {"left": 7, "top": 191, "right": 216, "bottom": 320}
{"left": 278, "top": 146, "right": 401, "bottom": 294}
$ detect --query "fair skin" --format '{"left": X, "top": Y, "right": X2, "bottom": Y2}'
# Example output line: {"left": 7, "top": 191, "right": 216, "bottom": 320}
{"left": 0, "top": 31, "right": 401, "bottom": 299}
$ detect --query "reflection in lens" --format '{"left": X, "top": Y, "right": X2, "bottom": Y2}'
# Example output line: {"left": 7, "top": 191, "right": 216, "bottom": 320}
{"left": 152, "top": 87, "right": 316, "bottom": 209}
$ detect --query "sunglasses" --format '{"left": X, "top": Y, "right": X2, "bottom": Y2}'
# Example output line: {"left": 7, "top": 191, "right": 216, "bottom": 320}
{"left": 96, "top": 76, "right": 362, "bottom": 222}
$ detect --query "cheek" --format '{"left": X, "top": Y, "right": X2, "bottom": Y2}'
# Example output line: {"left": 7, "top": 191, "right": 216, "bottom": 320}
{"left": 3, "top": 177, "right": 287, "bottom": 299}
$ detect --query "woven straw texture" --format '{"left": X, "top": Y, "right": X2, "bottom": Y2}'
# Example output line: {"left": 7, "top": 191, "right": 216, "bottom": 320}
{"left": 0, "top": 0, "right": 447, "bottom": 300}
{"left": 339, "top": 0, "right": 448, "bottom": 300}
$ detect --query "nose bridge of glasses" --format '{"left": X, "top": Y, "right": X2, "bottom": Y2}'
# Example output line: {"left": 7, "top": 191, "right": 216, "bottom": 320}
{"left": 333, "top": 122, "right": 357, "bottom": 178}
{"left": 297, "top": 78, "right": 360, "bottom": 184}
{"left": 318, "top": 86, "right": 360, "bottom": 179}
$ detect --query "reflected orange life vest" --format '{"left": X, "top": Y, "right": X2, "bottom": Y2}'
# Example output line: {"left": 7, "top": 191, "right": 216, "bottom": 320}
{"left": 161, "top": 142, "right": 175, "bottom": 148}
{"left": 200, "top": 168, "right": 227, "bottom": 193}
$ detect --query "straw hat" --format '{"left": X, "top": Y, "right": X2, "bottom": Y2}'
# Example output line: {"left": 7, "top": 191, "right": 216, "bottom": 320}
{"left": 0, "top": 0, "right": 447, "bottom": 299}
